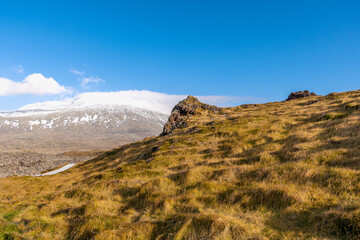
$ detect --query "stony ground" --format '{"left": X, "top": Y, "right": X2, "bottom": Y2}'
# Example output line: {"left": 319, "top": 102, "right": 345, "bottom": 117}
{"left": 0, "top": 151, "right": 93, "bottom": 177}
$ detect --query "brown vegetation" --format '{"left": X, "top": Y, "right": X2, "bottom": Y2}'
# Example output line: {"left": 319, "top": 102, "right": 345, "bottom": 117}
{"left": 1, "top": 90, "right": 360, "bottom": 239}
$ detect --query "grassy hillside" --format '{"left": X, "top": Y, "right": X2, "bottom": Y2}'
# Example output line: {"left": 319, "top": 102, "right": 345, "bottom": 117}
{"left": 1, "top": 90, "right": 360, "bottom": 239}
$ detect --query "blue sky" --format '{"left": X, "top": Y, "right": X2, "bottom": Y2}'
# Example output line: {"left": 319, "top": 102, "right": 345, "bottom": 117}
{"left": 0, "top": 0, "right": 359, "bottom": 110}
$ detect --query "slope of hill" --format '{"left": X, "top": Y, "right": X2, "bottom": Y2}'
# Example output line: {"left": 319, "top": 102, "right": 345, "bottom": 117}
{"left": 1, "top": 90, "right": 360, "bottom": 239}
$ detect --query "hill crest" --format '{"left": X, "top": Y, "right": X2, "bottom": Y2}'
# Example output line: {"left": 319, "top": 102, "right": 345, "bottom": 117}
{"left": 1, "top": 89, "right": 360, "bottom": 239}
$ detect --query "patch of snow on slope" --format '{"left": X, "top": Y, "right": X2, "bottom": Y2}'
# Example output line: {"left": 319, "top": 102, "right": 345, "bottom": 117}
{"left": 33, "top": 164, "right": 76, "bottom": 176}
{"left": 0, "top": 120, "right": 19, "bottom": 128}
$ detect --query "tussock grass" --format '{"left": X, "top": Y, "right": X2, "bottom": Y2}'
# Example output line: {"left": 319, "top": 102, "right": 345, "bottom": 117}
{"left": 1, "top": 90, "right": 360, "bottom": 239}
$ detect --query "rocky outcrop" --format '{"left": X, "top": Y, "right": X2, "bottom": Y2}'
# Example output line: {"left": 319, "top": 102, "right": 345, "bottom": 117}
{"left": 161, "top": 96, "right": 220, "bottom": 135}
{"left": 286, "top": 90, "right": 317, "bottom": 101}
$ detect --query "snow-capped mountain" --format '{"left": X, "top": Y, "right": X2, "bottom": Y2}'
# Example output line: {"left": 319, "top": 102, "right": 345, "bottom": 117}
{"left": 0, "top": 92, "right": 172, "bottom": 152}
{"left": 0, "top": 106, "right": 168, "bottom": 133}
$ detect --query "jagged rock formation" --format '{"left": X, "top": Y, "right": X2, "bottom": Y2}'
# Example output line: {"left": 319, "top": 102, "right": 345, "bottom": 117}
{"left": 162, "top": 96, "right": 220, "bottom": 135}
{"left": 286, "top": 90, "right": 317, "bottom": 101}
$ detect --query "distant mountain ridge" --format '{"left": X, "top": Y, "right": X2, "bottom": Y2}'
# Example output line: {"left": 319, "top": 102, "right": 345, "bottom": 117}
{"left": 0, "top": 93, "right": 170, "bottom": 152}
{"left": 0, "top": 105, "right": 167, "bottom": 133}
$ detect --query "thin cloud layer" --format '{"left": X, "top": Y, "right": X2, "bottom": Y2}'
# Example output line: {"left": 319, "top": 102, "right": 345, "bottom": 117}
{"left": 13, "top": 64, "right": 24, "bottom": 74}
{"left": 198, "top": 96, "right": 266, "bottom": 107}
{"left": 0, "top": 73, "right": 69, "bottom": 96}
{"left": 18, "top": 90, "right": 265, "bottom": 115}
{"left": 81, "top": 76, "right": 104, "bottom": 88}
{"left": 69, "top": 68, "right": 104, "bottom": 88}
{"left": 69, "top": 68, "right": 85, "bottom": 75}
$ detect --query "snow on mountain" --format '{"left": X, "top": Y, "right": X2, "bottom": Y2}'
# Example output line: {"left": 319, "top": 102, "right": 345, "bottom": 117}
{"left": 0, "top": 106, "right": 169, "bottom": 131}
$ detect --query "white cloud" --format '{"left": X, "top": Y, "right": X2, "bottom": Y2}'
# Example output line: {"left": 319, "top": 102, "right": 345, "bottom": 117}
{"left": 0, "top": 73, "right": 70, "bottom": 96}
{"left": 69, "top": 68, "right": 85, "bottom": 75}
{"left": 81, "top": 76, "right": 104, "bottom": 88}
{"left": 17, "top": 90, "right": 265, "bottom": 115}
{"left": 198, "top": 96, "right": 266, "bottom": 107}
{"left": 13, "top": 64, "right": 24, "bottom": 74}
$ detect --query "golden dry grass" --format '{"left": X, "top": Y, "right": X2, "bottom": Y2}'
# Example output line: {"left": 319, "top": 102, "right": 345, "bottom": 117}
{"left": 1, "top": 90, "right": 360, "bottom": 239}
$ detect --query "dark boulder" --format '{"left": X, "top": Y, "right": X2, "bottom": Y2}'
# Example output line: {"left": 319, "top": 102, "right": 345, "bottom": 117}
{"left": 286, "top": 90, "right": 317, "bottom": 101}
